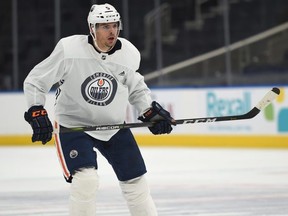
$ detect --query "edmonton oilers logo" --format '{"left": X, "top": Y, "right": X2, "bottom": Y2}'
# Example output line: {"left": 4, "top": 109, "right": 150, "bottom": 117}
{"left": 81, "top": 72, "right": 117, "bottom": 106}
{"left": 70, "top": 150, "right": 78, "bottom": 159}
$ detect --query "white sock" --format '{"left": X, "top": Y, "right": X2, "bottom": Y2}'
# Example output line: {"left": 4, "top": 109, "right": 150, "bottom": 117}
{"left": 69, "top": 168, "right": 99, "bottom": 216}
{"left": 119, "top": 175, "right": 158, "bottom": 216}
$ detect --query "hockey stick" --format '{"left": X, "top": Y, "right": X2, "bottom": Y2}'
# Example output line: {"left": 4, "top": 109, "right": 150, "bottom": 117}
{"left": 59, "top": 87, "right": 280, "bottom": 133}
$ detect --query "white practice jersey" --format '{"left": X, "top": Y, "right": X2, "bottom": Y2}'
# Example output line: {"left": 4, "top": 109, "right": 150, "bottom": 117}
{"left": 24, "top": 35, "right": 152, "bottom": 141}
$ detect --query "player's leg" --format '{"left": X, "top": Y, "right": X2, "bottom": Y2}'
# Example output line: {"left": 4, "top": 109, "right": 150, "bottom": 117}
{"left": 119, "top": 175, "right": 157, "bottom": 216}
{"left": 95, "top": 128, "right": 158, "bottom": 215}
{"left": 55, "top": 125, "right": 99, "bottom": 216}
{"left": 69, "top": 167, "right": 99, "bottom": 216}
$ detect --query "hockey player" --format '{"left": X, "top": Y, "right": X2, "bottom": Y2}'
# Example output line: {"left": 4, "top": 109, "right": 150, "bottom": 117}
{"left": 23, "top": 3, "right": 175, "bottom": 216}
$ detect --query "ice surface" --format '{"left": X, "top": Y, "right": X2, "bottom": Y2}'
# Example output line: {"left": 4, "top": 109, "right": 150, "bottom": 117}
{"left": 1, "top": 146, "right": 288, "bottom": 215}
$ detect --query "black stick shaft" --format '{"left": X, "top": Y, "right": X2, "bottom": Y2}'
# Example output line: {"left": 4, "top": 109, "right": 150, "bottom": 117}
{"left": 58, "top": 87, "right": 280, "bottom": 133}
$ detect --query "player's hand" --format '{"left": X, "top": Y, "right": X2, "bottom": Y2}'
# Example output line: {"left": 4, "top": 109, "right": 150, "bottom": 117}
{"left": 24, "top": 106, "right": 53, "bottom": 144}
{"left": 138, "top": 101, "right": 176, "bottom": 135}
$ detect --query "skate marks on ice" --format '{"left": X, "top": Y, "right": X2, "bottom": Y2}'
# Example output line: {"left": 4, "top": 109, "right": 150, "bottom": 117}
{"left": 1, "top": 184, "right": 288, "bottom": 216}
{"left": 152, "top": 184, "right": 288, "bottom": 215}
{"left": 0, "top": 147, "right": 288, "bottom": 215}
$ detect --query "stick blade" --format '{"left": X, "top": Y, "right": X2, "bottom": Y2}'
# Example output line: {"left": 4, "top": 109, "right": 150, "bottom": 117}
{"left": 256, "top": 87, "right": 280, "bottom": 111}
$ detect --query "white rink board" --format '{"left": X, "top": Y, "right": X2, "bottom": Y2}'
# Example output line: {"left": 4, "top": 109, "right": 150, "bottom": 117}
{"left": 130, "top": 86, "right": 288, "bottom": 135}
{"left": 0, "top": 86, "right": 287, "bottom": 135}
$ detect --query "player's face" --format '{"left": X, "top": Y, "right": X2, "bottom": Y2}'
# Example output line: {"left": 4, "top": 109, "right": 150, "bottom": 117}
{"left": 95, "top": 22, "right": 119, "bottom": 52}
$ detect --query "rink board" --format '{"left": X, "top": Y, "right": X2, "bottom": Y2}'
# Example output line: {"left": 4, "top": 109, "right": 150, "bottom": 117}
{"left": 0, "top": 86, "right": 287, "bottom": 147}
{"left": 1, "top": 135, "right": 288, "bottom": 148}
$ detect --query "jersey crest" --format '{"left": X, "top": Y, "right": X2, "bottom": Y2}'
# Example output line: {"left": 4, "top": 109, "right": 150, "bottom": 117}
{"left": 81, "top": 72, "right": 117, "bottom": 106}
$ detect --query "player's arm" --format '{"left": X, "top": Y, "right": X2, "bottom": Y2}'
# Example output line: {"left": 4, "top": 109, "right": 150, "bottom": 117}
{"left": 23, "top": 40, "right": 65, "bottom": 100}
{"left": 123, "top": 42, "right": 175, "bottom": 134}
{"left": 23, "top": 40, "right": 65, "bottom": 144}
{"left": 126, "top": 72, "right": 176, "bottom": 135}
